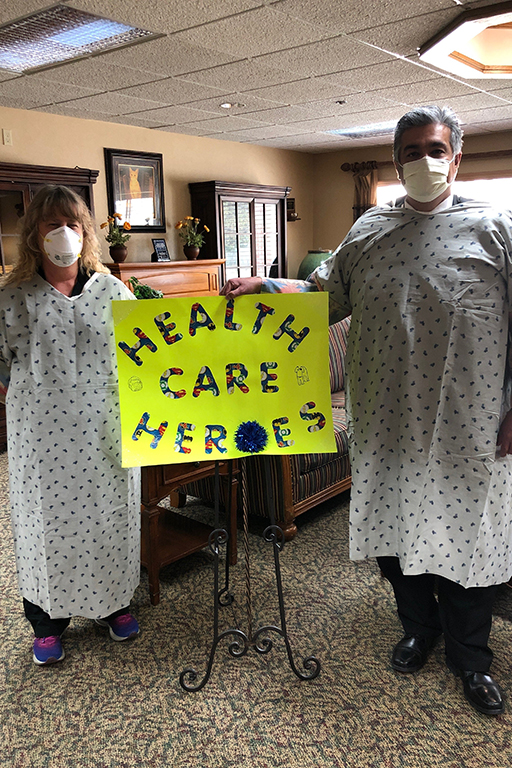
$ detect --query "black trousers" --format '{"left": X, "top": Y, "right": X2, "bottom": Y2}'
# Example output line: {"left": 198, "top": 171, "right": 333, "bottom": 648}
{"left": 377, "top": 556, "right": 500, "bottom": 672}
{"left": 24, "top": 600, "right": 130, "bottom": 638}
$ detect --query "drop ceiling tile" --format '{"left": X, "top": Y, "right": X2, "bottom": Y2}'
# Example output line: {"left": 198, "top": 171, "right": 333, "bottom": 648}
{"left": 255, "top": 132, "right": 344, "bottom": 150}
{"left": 242, "top": 91, "right": 402, "bottom": 123}
{"left": 286, "top": 105, "right": 404, "bottom": 133}
{"left": 178, "top": 60, "right": 297, "bottom": 92}
{"left": 314, "top": 91, "right": 407, "bottom": 115}
{"left": 253, "top": 35, "right": 394, "bottom": 79}
{"left": 156, "top": 123, "right": 224, "bottom": 136}
{"left": 483, "top": 86, "right": 512, "bottom": 103}
{"left": 56, "top": 91, "right": 166, "bottom": 115}
{"left": 458, "top": 105, "right": 512, "bottom": 125}
{"left": 64, "top": 0, "right": 266, "bottom": 35}
{"left": 0, "top": 74, "right": 97, "bottom": 109}
{"left": 269, "top": 0, "right": 458, "bottom": 35}
{"left": 118, "top": 76, "right": 227, "bottom": 105}
{"left": 461, "top": 122, "right": 496, "bottom": 135}
{"left": 430, "top": 92, "right": 512, "bottom": 113}
{"left": 36, "top": 104, "right": 122, "bottom": 122}
{"left": 98, "top": 36, "right": 239, "bottom": 78}
{"left": 241, "top": 104, "right": 334, "bottom": 124}
{"left": 247, "top": 76, "right": 359, "bottom": 105}
{"left": 0, "top": 1, "right": 48, "bottom": 24}
{"left": 170, "top": 6, "right": 331, "bottom": 59}
{"left": 464, "top": 118, "right": 512, "bottom": 134}
{"left": 326, "top": 59, "right": 442, "bottom": 94}
{"left": 0, "top": 71, "right": 20, "bottom": 83}
{"left": 37, "top": 59, "right": 167, "bottom": 91}
{"left": 461, "top": 79, "right": 512, "bottom": 93}
{"left": 375, "top": 77, "right": 481, "bottom": 106}
{"left": 214, "top": 123, "right": 310, "bottom": 140}
{"left": 125, "top": 104, "right": 222, "bottom": 124}
{"left": 184, "top": 92, "right": 288, "bottom": 114}
{"left": 107, "top": 114, "right": 172, "bottom": 129}
{"left": 166, "top": 114, "right": 271, "bottom": 133}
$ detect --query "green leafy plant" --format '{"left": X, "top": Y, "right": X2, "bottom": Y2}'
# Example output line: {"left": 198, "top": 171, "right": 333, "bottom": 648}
{"left": 100, "top": 213, "right": 131, "bottom": 246}
{"left": 128, "top": 276, "right": 163, "bottom": 299}
{"left": 175, "top": 216, "right": 209, "bottom": 247}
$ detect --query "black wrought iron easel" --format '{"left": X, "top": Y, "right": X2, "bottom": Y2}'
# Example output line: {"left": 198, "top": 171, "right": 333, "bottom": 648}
{"left": 179, "top": 459, "right": 321, "bottom": 692}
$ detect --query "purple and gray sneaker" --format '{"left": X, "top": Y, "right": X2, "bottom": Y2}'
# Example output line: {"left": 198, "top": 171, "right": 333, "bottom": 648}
{"left": 33, "top": 636, "right": 65, "bottom": 666}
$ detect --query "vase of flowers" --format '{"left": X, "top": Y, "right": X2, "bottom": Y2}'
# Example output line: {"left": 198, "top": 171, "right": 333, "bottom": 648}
{"left": 100, "top": 213, "right": 131, "bottom": 263}
{"left": 175, "top": 216, "right": 209, "bottom": 260}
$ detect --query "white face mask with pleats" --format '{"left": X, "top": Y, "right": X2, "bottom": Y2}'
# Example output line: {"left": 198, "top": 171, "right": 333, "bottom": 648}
{"left": 43, "top": 226, "right": 82, "bottom": 267}
{"left": 399, "top": 155, "right": 456, "bottom": 203}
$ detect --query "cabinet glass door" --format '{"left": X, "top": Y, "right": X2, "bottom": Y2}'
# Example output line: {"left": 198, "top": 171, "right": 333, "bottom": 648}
{"left": 222, "top": 199, "right": 253, "bottom": 281}
{"left": 222, "top": 198, "right": 281, "bottom": 281}
{"left": 0, "top": 187, "right": 26, "bottom": 272}
{"left": 254, "top": 201, "right": 278, "bottom": 276}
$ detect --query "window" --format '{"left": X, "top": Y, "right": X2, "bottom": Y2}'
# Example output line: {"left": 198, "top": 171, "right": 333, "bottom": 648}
{"left": 377, "top": 176, "right": 512, "bottom": 209}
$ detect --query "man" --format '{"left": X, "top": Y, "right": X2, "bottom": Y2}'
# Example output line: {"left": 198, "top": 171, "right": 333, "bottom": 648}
{"left": 222, "top": 106, "right": 512, "bottom": 716}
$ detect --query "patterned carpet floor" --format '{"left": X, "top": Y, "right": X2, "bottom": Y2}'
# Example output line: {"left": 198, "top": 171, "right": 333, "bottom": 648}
{"left": 2, "top": 450, "right": 512, "bottom": 767}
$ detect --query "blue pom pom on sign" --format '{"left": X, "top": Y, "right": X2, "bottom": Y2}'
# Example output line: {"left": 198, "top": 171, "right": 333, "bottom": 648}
{"left": 234, "top": 420, "right": 268, "bottom": 453}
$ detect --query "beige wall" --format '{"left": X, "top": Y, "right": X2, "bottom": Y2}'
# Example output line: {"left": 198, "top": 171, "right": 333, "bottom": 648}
{"left": 0, "top": 105, "right": 316, "bottom": 276}
{"left": 2, "top": 104, "right": 512, "bottom": 277}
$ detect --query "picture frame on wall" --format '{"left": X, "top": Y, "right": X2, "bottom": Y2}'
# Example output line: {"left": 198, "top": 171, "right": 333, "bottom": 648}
{"left": 104, "top": 148, "right": 165, "bottom": 232}
{"left": 151, "top": 238, "right": 170, "bottom": 262}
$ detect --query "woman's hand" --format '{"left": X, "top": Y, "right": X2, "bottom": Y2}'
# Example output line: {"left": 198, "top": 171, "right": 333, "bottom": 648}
{"left": 220, "top": 276, "right": 262, "bottom": 299}
{"left": 497, "top": 410, "right": 512, "bottom": 456}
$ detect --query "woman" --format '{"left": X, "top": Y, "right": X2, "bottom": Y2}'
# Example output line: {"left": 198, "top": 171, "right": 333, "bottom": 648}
{"left": 0, "top": 186, "right": 140, "bottom": 665}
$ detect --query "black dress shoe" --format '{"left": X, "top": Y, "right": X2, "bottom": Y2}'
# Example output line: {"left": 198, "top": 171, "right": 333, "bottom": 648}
{"left": 457, "top": 671, "right": 504, "bottom": 716}
{"left": 391, "top": 634, "right": 436, "bottom": 673}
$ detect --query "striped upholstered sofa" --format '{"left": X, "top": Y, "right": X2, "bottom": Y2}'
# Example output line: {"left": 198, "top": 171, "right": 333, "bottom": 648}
{"left": 183, "top": 317, "right": 352, "bottom": 540}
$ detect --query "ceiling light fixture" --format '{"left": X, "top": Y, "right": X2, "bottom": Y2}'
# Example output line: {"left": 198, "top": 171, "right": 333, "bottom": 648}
{"left": 220, "top": 102, "right": 234, "bottom": 109}
{"left": 0, "top": 4, "right": 161, "bottom": 74}
{"left": 326, "top": 120, "right": 397, "bottom": 139}
{"left": 419, "top": 1, "right": 512, "bottom": 78}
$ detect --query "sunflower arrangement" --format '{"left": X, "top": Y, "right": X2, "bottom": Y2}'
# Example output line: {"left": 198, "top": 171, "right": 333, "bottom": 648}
{"left": 175, "top": 216, "right": 209, "bottom": 247}
{"left": 100, "top": 213, "right": 132, "bottom": 246}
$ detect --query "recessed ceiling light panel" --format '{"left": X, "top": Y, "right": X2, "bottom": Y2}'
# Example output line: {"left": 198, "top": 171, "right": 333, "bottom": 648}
{"left": 419, "top": 2, "right": 512, "bottom": 78}
{"left": 326, "top": 120, "right": 397, "bottom": 139}
{"left": 0, "top": 4, "right": 161, "bottom": 74}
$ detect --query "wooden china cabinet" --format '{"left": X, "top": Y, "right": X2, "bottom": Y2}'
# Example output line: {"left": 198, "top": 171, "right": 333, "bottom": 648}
{"left": 188, "top": 180, "right": 291, "bottom": 283}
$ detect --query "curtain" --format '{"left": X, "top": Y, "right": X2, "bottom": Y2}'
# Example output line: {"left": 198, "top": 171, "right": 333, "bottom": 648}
{"left": 341, "top": 161, "right": 379, "bottom": 222}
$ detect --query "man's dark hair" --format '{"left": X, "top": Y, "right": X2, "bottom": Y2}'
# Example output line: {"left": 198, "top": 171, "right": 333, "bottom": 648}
{"left": 393, "top": 105, "right": 464, "bottom": 163}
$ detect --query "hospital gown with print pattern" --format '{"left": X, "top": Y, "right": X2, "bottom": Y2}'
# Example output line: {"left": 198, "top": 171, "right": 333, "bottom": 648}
{"left": 0, "top": 272, "right": 140, "bottom": 618}
{"left": 265, "top": 202, "right": 512, "bottom": 588}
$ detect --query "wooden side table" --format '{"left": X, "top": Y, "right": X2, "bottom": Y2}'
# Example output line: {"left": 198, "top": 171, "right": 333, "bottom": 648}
{"left": 140, "top": 460, "right": 238, "bottom": 605}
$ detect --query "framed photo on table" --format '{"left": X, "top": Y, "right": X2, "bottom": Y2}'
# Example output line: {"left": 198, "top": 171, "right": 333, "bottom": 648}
{"left": 104, "top": 148, "right": 165, "bottom": 232}
{"left": 151, "top": 238, "right": 170, "bottom": 262}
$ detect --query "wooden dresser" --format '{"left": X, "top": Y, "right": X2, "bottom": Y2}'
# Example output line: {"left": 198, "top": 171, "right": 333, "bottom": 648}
{"left": 107, "top": 259, "right": 225, "bottom": 298}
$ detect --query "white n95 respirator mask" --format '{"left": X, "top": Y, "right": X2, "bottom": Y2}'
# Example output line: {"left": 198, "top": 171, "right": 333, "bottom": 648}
{"left": 400, "top": 155, "right": 456, "bottom": 203}
{"left": 43, "top": 226, "right": 82, "bottom": 267}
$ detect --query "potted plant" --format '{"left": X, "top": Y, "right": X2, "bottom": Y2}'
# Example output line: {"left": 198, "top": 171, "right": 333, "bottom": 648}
{"left": 100, "top": 213, "right": 131, "bottom": 262}
{"left": 175, "top": 216, "right": 209, "bottom": 260}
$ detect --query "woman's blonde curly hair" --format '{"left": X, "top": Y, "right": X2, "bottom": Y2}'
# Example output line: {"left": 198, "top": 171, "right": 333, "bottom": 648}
{"left": 1, "top": 185, "right": 109, "bottom": 287}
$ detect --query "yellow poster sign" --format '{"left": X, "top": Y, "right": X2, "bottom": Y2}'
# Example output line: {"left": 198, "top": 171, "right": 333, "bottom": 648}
{"left": 112, "top": 292, "right": 336, "bottom": 467}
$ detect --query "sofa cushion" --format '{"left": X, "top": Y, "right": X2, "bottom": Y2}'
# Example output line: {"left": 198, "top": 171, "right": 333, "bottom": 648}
{"left": 331, "top": 390, "right": 345, "bottom": 410}
{"left": 329, "top": 317, "right": 350, "bottom": 394}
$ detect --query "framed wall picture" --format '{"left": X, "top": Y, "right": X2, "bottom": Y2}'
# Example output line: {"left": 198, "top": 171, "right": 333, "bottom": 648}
{"left": 151, "top": 238, "right": 170, "bottom": 262}
{"left": 104, "top": 148, "right": 165, "bottom": 232}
